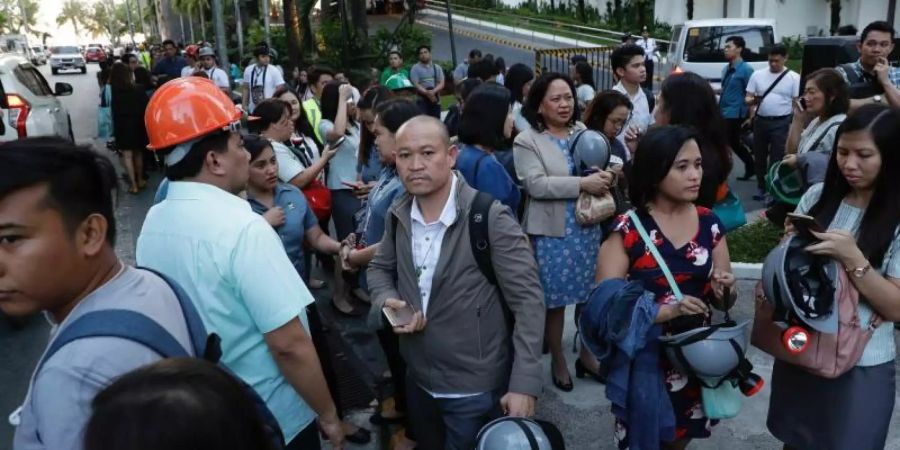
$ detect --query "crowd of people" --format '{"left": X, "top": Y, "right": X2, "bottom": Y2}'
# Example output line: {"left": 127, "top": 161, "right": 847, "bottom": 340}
{"left": 3, "top": 18, "right": 900, "bottom": 450}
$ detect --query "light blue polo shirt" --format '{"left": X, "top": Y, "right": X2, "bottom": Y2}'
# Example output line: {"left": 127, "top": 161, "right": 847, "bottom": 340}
{"left": 720, "top": 59, "right": 754, "bottom": 119}
{"left": 136, "top": 181, "right": 316, "bottom": 442}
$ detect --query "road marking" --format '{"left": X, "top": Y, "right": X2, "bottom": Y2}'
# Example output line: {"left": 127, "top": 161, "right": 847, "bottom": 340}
{"left": 418, "top": 19, "right": 541, "bottom": 52}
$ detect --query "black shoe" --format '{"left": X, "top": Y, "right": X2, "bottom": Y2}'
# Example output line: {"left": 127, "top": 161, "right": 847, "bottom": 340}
{"left": 551, "top": 368, "right": 573, "bottom": 392}
{"left": 575, "top": 359, "right": 606, "bottom": 384}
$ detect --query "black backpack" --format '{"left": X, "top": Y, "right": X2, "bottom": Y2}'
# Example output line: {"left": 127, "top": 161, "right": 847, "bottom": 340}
{"left": 36, "top": 268, "right": 286, "bottom": 449}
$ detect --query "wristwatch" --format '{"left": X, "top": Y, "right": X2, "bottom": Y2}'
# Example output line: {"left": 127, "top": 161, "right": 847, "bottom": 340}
{"left": 873, "top": 95, "right": 884, "bottom": 104}
{"left": 846, "top": 263, "right": 872, "bottom": 278}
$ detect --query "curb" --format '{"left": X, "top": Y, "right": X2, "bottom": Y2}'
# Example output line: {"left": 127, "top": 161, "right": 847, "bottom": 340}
{"left": 418, "top": 17, "right": 540, "bottom": 52}
{"left": 733, "top": 262, "right": 763, "bottom": 280}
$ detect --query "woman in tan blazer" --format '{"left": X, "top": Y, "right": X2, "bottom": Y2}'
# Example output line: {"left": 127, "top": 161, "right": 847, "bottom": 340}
{"left": 513, "top": 72, "right": 616, "bottom": 391}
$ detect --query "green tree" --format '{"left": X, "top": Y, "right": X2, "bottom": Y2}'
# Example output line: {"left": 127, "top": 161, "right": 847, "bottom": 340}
{"left": 0, "top": 0, "right": 38, "bottom": 33}
{"left": 83, "top": 0, "right": 128, "bottom": 42}
{"left": 56, "top": 0, "right": 87, "bottom": 37}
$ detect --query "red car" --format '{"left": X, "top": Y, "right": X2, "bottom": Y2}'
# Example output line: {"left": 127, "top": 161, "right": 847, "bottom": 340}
{"left": 84, "top": 47, "right": 107, "bottom": 63}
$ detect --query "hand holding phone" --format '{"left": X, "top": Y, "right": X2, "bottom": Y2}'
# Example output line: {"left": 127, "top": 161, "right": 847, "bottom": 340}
{"left": 787, "top": 213, "right": 824, "bottom": 241}
{"left": 383, "top": 299, "right": 425, "bottom": 333}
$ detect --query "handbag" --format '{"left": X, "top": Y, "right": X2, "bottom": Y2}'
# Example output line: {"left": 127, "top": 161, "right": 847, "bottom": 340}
{"left": 712, "top": 186, "right": 747, "bottom": 232}
{"left": 575, "top": 172, "right": 620, "bottom": 225}
{"left": 97, "top": 85, "right": 113, "bottom": 139}
{"left": 302, "top": 179, "right": 332, "bottom": 222}
{"left": 750, "top": 269, "right": 879, "bottom": 379}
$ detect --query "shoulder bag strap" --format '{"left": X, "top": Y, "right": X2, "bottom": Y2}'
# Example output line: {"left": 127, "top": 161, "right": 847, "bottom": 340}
{"left": 807, "top": 121, "right": 841, "bottom": 153}
{"left": 626, "top": 210, "right": 684, "bottom": 301}
{"left": 756, "top": 70, "right": 790, "bottom": 110}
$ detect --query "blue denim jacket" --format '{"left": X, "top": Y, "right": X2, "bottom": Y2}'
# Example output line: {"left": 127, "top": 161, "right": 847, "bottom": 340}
{"left": 581, "top": 278, "right": 675, "bottom": 449}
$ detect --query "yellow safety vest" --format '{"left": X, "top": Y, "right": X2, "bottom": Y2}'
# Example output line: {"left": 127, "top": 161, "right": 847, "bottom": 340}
{"left": 302, "top": 98, "right": 323, "bottom": 144}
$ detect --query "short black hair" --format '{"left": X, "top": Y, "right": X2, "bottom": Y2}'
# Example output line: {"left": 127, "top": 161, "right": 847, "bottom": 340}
{"left": 504, "top": 63, "right": 534, "bottom": 105}
{"left": 320, "top": 80, "right": 349, "bottom": 125}
{"left": 861, "top": 20, "right": 896, "bottom": 42}
{"left": 133, "top": 66, "right": 152, "bottom": 88}
{"left": 610, "top": 44, "right": 645, "bottom": 73}
{"left": 582, "top": 90, "right": 632, "bottom": 134}
{"left": 0, "top": 138, "right": 118, "bottom": 245}
{"left": 416, "top": 45, "right": 431, "bottom": 53}
{"left": 769, "top": 43, "right": 788, "bottom": 57}
{"left": 629, "top": 126, "right": 700, "bottom": 213}
{"left": 804, "top": 68, "right": 850, "bottom": 118}
{"left": 574, "top": 61, "right": 595, "bottom": 87}
{"left": 374, "top": 98, "right": 422, "bottom": 134}
{"left": 243, "top": 134, "right": 272, "bottom": 162}
{"left": 388, "top": 50, "right": 402, "bottom": 58}
{"left": 570, "top": 54, "right": 587, "bottom": 65}
{"left": 467, "top": 58, "right": 499, "bottom": 81}
{"left": 469, "top": 49, "right": 482, "bottom": 59}
{"left": 162, "top": 39, "right": 176, "bottom": 48}
{"left": 308, "top": 66, "right": 335, "bottom": 86}
{"left": 122, "top": 53, "right": 139, "bottom": 65}
{"left": 165, "top": 131, "right": 232, "bottom": 181}
{"left": 84, "top": 358, "right": 275, "bottom": 450}
{"left": 522, "top": 72, "right": 577, "bottom": 129}
{"left": 253, "top": 44, "right": 270, "bottom": 57}
{"left": 248, "top": 98, "right": 290, "bottom": 134}
{"left": 725, "top": 35, "right": 746, "bottom": 49}
{"left": 458, "top": 83, "right": 511, "bottom": 150}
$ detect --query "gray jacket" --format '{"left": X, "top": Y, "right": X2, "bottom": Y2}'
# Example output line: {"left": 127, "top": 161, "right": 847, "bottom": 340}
{"left": 367, "top": 176, "right": 545, "bottom": 397}
{"left": 513, "top": 124, "right": 586, "bottom": 237}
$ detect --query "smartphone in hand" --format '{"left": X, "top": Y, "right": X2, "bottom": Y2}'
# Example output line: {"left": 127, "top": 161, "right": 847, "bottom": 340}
{"left": 383, "top": 304, "right": 416, "bottom": 327}
{"left": 787, "top": 212, "right": 824, "bottom": 241}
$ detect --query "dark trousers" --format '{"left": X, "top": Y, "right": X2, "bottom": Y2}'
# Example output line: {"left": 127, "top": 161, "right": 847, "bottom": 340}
{"left": 417, "top": 96, "right": 442, "bottom": 118}
{"left": 752, "top": 115, "right": 791, "bottom": 191}
{"left": 725, "top": 118, "right": 754, "bottom": 176}
{"left": 642, "top": 59, "right": 654, "bottom": 90}
{"left": 285, "top": 421, "right": 321, "bottom": 450}
{"left": 406, "top": 381, "right": 503, "bottom": 450}
{"left": 330, "top": 189, "right": 362, "bottom": 241}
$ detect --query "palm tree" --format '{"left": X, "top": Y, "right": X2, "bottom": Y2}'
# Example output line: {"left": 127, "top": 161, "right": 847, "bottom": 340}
{"left": 283, "top": 0, "right": 301, "bottom": 68}
{"left": 829, "top": 0, "right": 840, "bottom": 36}
{"left": 56, "top": 0, "right": 86, "bottom": 37}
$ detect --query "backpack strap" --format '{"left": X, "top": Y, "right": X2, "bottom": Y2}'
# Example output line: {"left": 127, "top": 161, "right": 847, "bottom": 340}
{"left": 38, "top": 309, "right": 190, "bottom": 375}
{"left": 469, "top": 191, "right": 498, "bottom": 285}
{"left": 138, "top": 267, "right": 214, "bottom": 361}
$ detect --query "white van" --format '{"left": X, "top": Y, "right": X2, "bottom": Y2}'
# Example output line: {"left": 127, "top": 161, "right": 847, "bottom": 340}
{"left": 668, "top": 18, "right": 778, "bottom": 91}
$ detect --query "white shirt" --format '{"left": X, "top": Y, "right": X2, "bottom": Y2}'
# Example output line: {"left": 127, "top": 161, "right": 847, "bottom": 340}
{"left": 410, "top": 174, "right": 458, "bottom": 318}
{"left": 244, "top": 63, "right": 286, "bottom": 112}
{"left": 612, "top": 81, "right": 653, "bottom": 153}
{"left": 637, "top": 37, "right": 658, "bottom": 62}
{"left": 205, "top": 66, "right": 231, "bottom": 91}
{"left": 180, "top": 65, "right": 196, "bottom": 78}
{"left": 746, "top": 68, "right": 800, "bottom": 117}
{"left": 576, "top": 84, "right": 596, "bottom": 110}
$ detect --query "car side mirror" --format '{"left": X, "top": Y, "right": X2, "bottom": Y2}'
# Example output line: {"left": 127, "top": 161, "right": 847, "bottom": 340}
{"left": 54, "top": 82, "right": 73, "bottom": 96}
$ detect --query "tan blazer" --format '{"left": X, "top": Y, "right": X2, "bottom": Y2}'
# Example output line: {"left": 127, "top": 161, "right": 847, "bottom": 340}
{"left": 513, "top": 123, "right": 586, "bottom": 237}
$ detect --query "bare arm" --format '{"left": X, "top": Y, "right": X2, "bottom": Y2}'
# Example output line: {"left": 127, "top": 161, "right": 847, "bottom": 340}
{"left": 286, "top": 151, "right": 333, "bottom": 189}
{"left": 242, "top": 83, "right": 249, "bottom": 111}
{"left": 264, "top": 318, "right": 341, "bottom": 422}
{"left": 306, "top": 225, "right": 341, "bottom": 255}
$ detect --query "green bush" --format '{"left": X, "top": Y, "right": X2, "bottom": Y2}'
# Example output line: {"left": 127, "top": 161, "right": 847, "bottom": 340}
{"left": 246, "top": 21, "right": 289, "bottom": 67}
{"left": 728, "top": 219, "right": 784, "bottom": 263}
{"left": 316, "top": 18, "right": 432, "bottom": 72}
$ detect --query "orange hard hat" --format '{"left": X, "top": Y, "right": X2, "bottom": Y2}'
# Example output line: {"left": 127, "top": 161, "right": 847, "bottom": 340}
{"left": 145, "top": 77, "right": 241, "bottom": 151}
{"left": 184, "top": 44, "right": 200, "bottom": 58}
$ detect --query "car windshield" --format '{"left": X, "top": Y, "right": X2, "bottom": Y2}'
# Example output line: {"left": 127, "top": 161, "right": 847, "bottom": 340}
{"left": 51, "top": 46, "right": 80, "bottom": 54}
{"left": 683, "top": 25, "right": 775, "bottom": 63}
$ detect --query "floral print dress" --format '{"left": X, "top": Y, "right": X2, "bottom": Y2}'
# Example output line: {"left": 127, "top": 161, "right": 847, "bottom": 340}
{"left": 531, "top": 136, "right": 603, "bottom": 309}
{"left": 610, "top": 206, "right": 726, "bottom": 448}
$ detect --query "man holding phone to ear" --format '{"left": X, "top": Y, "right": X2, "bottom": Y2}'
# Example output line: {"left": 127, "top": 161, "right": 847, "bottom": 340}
{"left": 367, "top": 116, "right": 545, "bottom": 450}
{"left": 837, "top": 21, "right": 900, "bottom": 111}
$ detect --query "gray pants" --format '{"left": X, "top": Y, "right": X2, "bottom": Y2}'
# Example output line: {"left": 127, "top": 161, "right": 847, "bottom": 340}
{"left": 406, "top": 381, "right": 503, "bottom": 450}
{"left": 753, "top": 115, "right": 791, "bottom": 191}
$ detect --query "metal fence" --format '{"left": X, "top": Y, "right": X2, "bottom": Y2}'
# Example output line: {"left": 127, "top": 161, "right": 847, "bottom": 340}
{"left": 534, "top": 46, "right": 618, "bottom": 90}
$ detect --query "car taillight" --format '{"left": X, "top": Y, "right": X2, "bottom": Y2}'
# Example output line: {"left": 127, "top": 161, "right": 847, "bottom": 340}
{"left": 7, "top": 94, "right": 29, "bottom": 138}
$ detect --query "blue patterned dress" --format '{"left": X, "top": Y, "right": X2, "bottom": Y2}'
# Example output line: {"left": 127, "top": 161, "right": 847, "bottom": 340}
{"left": 532, "top": 136, "right": 603, "bottom": 309}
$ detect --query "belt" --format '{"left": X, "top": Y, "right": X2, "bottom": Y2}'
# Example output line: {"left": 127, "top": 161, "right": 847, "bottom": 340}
{"left": 756, "top": 114, "right": 792, "bottom": 121}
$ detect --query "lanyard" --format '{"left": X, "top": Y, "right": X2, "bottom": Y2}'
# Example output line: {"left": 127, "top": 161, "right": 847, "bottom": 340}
{"left": 251, "top": 65, "right": 267, "bottom": 89}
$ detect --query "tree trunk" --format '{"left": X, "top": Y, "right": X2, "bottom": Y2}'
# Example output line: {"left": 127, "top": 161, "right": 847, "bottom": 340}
{"left": 188, "top": 11, "right": 195, "bottom": 42}
{"left": 283, "top": 0, "right": 302, "bottom": 69}
{"left": 298, "top": 0, "right": 316, "bottom": 57}
{"left": 637, "top": 0, "right": 646, "bottom": 28}
{"left": 200, "top": 4, "right": 205, "bottom": 39}
{"left": 830, "top": 0, "right": 841, "bottom": 35}
{"left": 577, "top": 0, "right": 585, "bottom": 22}
{"left": 686, "top": 0, "right": 693, "bottom": 20}
{"left": 349, "top": 0, "right": 368, "bottom": 51}
{"left": 613, "top": 0, "right": 621, "bottom": 27}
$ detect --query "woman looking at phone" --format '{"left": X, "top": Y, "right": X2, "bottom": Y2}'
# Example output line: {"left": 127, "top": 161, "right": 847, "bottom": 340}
{"left": 596, "top": 125, "right": 736, "bottom": 450}
{"left": 767, "top": 104, "right": 900, "bottom": 450}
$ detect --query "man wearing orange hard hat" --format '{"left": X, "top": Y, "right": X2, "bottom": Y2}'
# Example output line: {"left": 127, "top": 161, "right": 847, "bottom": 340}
{"left": 136, "top": 76, "right": 346, "bottom": 450}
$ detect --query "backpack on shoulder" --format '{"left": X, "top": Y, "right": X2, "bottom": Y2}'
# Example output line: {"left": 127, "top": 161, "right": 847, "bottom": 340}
{"left": 37, "top": 267, "right": 287, "bottom": 449}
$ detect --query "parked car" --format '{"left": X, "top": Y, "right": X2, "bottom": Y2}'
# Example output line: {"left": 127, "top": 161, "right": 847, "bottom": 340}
{"left": 667, "top": 18, "right": 777, "bottom": 92}
{"left": 85, "top": 46, "right": 107, "bottom": 63}
{"left": 49, "top": 45, "right": 87, "bottom": 74}
{"left": 0, "top": 54, "right": 74, "bottom": 141}
{"left": 30, "top": 46, "right": 46, "bottom": 65}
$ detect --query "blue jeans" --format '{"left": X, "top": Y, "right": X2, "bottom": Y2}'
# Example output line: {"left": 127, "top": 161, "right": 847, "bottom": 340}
{"left": 406, "top": 380, "right": 503, "bottom": 450}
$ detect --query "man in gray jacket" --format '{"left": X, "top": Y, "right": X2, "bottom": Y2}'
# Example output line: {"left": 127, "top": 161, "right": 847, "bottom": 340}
{"left": 367, "top": 116, "right": 545, "bottom": 450}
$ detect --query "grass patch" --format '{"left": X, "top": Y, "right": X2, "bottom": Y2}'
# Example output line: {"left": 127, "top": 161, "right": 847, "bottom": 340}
{"left": 728, "top": 219, "right": 784, "bottom": 263}
{"left": 441, "top": 94, "right": 456, "bottom": 111}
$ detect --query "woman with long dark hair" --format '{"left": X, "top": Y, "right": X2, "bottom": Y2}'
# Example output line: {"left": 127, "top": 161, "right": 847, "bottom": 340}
{"left": 597, "top": 125, "right": 736, "bottom": 450}
{"left": 357, "top": 86, "right": 391, "bottom": 185}
{"left": 514, "top": 72, "right": 615, "bottom": 391}
{"left": 319, "top": 80, "right": 363, "bottom": 240}
{"left": 109, "top": 61, "right": 150, "bottom": 194}
{"left": 767, "top": 105, "right": 900, "bottom": 450}
{"left": 505, "top": 63, "right": 535, "bottom": 133}
{"left": 653, "top": 71, "right": 734, "bottom": 209}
